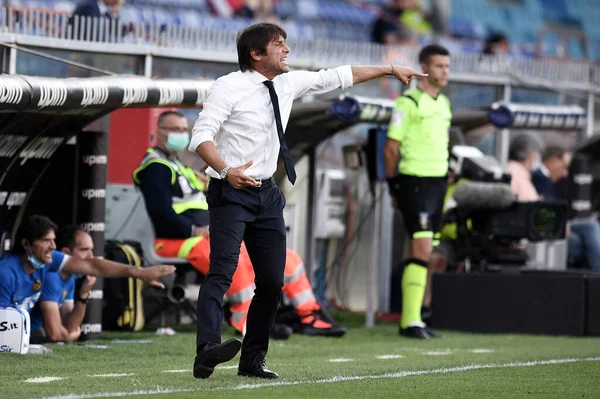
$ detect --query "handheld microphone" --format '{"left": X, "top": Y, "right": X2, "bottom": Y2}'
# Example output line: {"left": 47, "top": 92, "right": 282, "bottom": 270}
{"left": 453, "top": 181, "right": 516, "bottom": 211}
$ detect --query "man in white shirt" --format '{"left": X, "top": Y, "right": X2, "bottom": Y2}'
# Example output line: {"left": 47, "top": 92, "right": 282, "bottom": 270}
{"left": 189, "top": 22, "right": 426, "bottom": 380}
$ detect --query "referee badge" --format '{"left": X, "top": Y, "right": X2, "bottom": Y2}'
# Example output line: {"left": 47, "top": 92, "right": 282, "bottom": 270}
{"left": 391, "top": 109, "right": 404, "bottom": 125}
{"left": 32, "top": 279, "right": 42, "bottom": 291}
{"left": 419, "top": 212, "right": 429, "bottom": 231}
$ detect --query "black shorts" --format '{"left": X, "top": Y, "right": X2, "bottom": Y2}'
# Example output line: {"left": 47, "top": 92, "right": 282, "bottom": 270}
{"left": 390, "top": 174, "right": 447, "bottom": 239}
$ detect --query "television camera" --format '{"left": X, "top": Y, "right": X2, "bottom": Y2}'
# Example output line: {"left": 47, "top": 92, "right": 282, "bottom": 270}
{"left": 446, "top": 146, "right": 568, "bottom": 271}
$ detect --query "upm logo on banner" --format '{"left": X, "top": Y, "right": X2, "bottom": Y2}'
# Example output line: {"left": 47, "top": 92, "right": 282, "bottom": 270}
{"left": 81, "top": 323, "right": 102, "bottom": 334}
{"left": 88, "top": 290, "right": 103, "bottom": 300}
{"left": 0, "top": 192, "right": 27, "bottom": 210}
{"left": 0, "top": 79, "right": 24, "bottom": 105}
{"left": 572, "top": 200, "right": 591, "bottom": 212}
{"left": 37, "top": 81, "right": 68, "bottom": 108}
{"left": 80, "top": 81, "right": 110, "bottom": 107}
{"left": 0, "top": 135, "right": 28, "bottom": 158}
{"left": 81, "top": 223, "right": 105, "bottom": 232}
{"left": 120, "top": 80, "right": 148, "bottom": 106}
{"left": 19, "top": 137, "right": 64, "bottom": 165}
{"left": 158, "top": 83, "right": 185, "bottom": 105}
{"left": 81, "top": 189, "right": 106, "bottom": 199}
{"left": 573, "top": 174, "right": 593, "bottom": 185}
{"left": 82, "top": 155, "right": 107, "bottom": 166}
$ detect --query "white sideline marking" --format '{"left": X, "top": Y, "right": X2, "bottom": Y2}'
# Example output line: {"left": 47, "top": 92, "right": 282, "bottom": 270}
{"left": 423, "top": 351, "right": 451, "bottom": 356}
{"left": 376, "top": 355, "right": 404, "bottom": 359}
{"left": 41, "top": 357, "right": 600, "bottom": 399}
{"left": 25, "top": 376, "right": 65, "bottom": 383}
{"left": 161, "top": 365, "right": 236, "bottom": 374}
{"left": 471, "top": 349, "right": 494, "bottom": 354}
{"left": 329, "top": 358, "right": 353, "bottom": 363}
{"left": 87, "top": 374, "right": 134, "bottom": 378}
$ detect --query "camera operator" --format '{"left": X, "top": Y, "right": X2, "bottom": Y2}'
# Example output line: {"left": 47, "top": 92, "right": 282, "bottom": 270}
{"left": 503, "top": 132, "right": 545, "bottom": 201}
{"left": 532, "top": 146, "right": 600, "bottom": 270}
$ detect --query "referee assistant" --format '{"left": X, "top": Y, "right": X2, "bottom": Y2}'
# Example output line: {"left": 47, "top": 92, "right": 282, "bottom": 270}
{"left": 384, "top": 44, "right": 452, "bottom": 340}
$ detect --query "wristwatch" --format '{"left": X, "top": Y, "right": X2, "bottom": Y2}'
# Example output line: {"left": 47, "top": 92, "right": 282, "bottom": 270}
{"left": 75, "top": 295, "right": 89, "bottom": 305}
{"left": 219, "top": 165, "right": 231, "bottom": 180}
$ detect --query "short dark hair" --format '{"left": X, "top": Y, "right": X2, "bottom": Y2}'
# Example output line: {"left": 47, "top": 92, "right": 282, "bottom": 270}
{"left": 418, "top": 44, "right": 450, "bottom": 64}
{"left": 541, "top": 145, "right": 567, "bottom": 161}
{"left": 56, "top": 225, "right": 87, "bottom": 252}
{"left": 508, "top": 132, "right": 544, "bottom": 161}
{"left": 157, "top": 110, "right": 185, "bottom": 128}
{"left": 237, "top": 22, "right": 287, "bottom": 72}
{"left": 11, "top": 215, "right": 57, "bottom": 255}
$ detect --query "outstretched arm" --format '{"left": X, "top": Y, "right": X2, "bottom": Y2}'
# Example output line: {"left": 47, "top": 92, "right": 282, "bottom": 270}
{"left": 351, "top": 65, "right": 427, "bottom": 85}
{"left": 62, "top": 258, "right": 175, "bottom": 289}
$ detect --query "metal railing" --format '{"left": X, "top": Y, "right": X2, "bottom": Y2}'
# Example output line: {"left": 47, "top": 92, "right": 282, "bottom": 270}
{"left": 0, "top": 7, "right": 598, "bottom": 90}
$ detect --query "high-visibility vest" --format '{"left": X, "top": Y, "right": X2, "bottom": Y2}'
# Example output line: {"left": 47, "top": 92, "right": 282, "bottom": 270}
{"left": 133, "top": 148, "right": 208, "bottom": 214}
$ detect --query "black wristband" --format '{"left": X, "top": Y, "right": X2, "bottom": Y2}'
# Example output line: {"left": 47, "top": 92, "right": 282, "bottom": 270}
{"left": 75, "top": 296, "right": 89, "bottom": 305}
{"left": 386, "top": 177, "right": 397, "bottom": 193}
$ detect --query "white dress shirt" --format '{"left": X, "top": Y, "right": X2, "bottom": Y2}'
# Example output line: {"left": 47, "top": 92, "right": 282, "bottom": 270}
{"left": 189, "top": 66, "right": 354, "bottom": 179}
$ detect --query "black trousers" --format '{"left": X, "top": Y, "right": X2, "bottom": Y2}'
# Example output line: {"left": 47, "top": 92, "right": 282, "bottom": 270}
{"left": 195, "top": 177, "right": 287, "bottom": 361}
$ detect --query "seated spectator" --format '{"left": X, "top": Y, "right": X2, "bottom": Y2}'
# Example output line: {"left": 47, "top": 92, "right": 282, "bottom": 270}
{"left": 532, "top": 146, "right": 600, "bottom": 270}
{"left": 482, "top": 33, "right": 510, "bottom": 56}
{"left": 0, "top": 215, "right": 174, "bottom": 312}
{"left": 29, "top": 226, "right": 97, "bottom": 343}
{"left": 70, "top": 0, "right": 124, "bottom": 41}
{"left": 133, "top": 111, "right": 345, "bottom": 338}
{"left": 372, "top": 0, "right": 446, "bottom": 45}
{"left": 72, "top": 0, "right": 123, "bottom": 20}
{"left": 504, "top": 132, "right": 545, "bottom": 201}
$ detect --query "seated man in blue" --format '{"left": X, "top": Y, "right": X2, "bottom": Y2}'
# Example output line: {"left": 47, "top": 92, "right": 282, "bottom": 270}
{"left": 532, "top": 146, "right": 600, "bottom": 270}
{"left": 29, "top": 226, "right": 97, "bottom": 343}
{"left": 0, "top": 215, "right": 175, "bottom": 312}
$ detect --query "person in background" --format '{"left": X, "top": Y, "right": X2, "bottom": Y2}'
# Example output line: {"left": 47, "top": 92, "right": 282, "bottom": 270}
{"left": 384, "top": 44, "right": 451, "bottom": 340}
{"left": 482, "top": 33, "right": 510, "bottom": 56}
{"left": 504, "top": 132, "right": 545, "bottom": 201}
{"left": 371, "top": 0, "right": 445, "bottom": 45}
{"left": 532, "top": 145, "right": 600, "bottom": 270}
{"left": 29, "top": 226, "right": 97, "bottom": 343}
{"left": 70, "top": 0, "right": 125, "bottom": 41}
{"left": 133, "top": 111, "right": 346, "bottom": 341}
{"left": 0, "top": 215, "right": 174, "bottom": 312}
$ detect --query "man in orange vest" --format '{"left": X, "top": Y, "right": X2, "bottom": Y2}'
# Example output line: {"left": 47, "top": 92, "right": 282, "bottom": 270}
{"left": 134, "top": 110, "right": 346, "bottom": 338}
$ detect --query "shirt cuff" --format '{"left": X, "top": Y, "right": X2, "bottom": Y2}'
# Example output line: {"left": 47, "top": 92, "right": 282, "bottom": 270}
{"left": 337, "top": 65, "right": 354, "bottom": 90}
{"left": 188, "top": 131, "right": 213, "bottom": 152}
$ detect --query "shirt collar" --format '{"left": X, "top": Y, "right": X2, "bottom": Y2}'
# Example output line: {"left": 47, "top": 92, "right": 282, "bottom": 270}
{"left": 539, "top": 162, "right": 550, "bottom": 177}
{"left": 245, "top": 69, "right": 273, "bottom": 86}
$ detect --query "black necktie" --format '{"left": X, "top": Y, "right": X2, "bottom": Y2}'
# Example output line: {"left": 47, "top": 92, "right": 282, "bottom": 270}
{"left": 263, "top": 80, "right": 297, "bottom": 185}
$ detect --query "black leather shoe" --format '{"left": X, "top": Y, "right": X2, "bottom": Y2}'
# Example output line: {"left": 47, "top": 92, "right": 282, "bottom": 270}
{"left": 399, "top": 326, "right": 431, "bottom": 339}
{"left": 193, "top": 338, "right": 242, "bottom": 379}
{"left": 238, "top": 358, "right": 279, "bottom": 379}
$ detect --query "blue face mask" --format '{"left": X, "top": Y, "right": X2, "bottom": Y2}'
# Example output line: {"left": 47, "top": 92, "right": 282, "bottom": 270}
{"left": 165, "top": 133, "right": 190, "bottom": 153}
{"left": 27, "top": 243, "right": 47, "bottom": 269}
